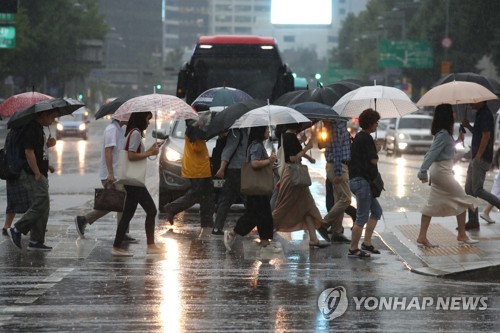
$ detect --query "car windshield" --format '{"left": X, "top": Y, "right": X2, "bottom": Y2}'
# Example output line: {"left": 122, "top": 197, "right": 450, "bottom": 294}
{"left": 59, "top": 113, "right": 86, "bottom": 122}
{"left": 398, "top": 118, "right": 432, "bottom": 129}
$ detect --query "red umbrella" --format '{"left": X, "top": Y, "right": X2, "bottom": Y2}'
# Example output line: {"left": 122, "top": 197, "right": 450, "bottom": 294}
{"left": 0, "top": 92, "right": 54, "bottom": 117}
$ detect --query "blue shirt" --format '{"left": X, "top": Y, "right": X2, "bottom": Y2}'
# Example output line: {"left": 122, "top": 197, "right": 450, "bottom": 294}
{"left": 471, "top": 105, "right": 494, "bottom": 163}
{"left": 418, "top": 129, "right": 455, "bottom": 179}
{"left": 325, "top": 120, "right": 351, "bottom": 176}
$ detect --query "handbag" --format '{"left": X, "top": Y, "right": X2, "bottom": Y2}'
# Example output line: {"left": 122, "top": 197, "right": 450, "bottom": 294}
{"left": 93, "top": 184, "right": 126, "bottom": 212}
{"left": 287, "top": 163, "right": 312, "bottom": 187}
{"left": 117, "top": 129, "right": 147, "bottom": 186}
{"left": 276, "top": 135, "right": 286, "bottom": 177}
{"left": 370, "top": 172, "right": 385, "bottom": 198}
{"left": 240, "top": 142, "right": 274, "bottom": 196}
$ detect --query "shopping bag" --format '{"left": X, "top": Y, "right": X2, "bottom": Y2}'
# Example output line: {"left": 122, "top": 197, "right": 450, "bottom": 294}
{"left": 94, "top": 185, "right": 126, "bottom": 212}
{"left": 240, "top": 162, "right": 274, "bottom": 196}
{"left": 288, "top": 163, "right": 311, "bottom": 187}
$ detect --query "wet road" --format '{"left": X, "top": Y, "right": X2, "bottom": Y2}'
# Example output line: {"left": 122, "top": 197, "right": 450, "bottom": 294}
{"left": 0, "top": 120, "right": 499, "bottom": 332}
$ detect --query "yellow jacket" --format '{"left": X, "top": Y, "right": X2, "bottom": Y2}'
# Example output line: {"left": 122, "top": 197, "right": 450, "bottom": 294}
{"left": 181, "top": 135, "right": 211, "bottom": 178}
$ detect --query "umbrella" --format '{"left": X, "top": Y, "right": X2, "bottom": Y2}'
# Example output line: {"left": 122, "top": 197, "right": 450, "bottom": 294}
{"left": 231, "top": 105, "right": 311, "bottom": 128}
{"left": 205, "top": 99, "right": 266, "bottom": 139}
{"left": 113, "top": 94, "right": 198, "bottom": 122}
{"left": 333, "top": 85, "right": 418, "bottom": 119}
{"left": 0, "top": 91, "right": 54, "bottom": 118}
{"left": 191, "top": 87, "right": 253, "bottom": 111}
{"left": 289, "top": 102, "right": 342, "bottom": 121}
{"left": 416, "top": 81, "right": 498, "bottom": 107}
{"left": 274, "top": 90, "right": 311, "bottom": 106}
{"left": 7, "top": 98, "right": 84, "bottom": 129}
{"left": 94, "top": 95, "right": 135, "bottom": 120}
{"left": 433, "top": 72, "right": 500, "bottom": 96}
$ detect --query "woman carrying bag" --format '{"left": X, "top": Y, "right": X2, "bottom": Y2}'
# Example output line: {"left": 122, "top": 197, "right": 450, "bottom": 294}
{"left": 112, "top": 111, "right": 164, "bottom": 257}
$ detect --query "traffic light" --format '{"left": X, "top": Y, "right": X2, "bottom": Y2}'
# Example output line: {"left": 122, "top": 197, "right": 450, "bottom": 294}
{"left": 155, "top": 84, "right": 162, "bottom": 90}
{"left": 314, "top": 73, "right": 322, "bottom": 80}
{"left": 77, "top": 93, "right": 84, "bottom": 101}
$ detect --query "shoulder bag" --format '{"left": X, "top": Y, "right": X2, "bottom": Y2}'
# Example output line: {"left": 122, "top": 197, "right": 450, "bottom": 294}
{"left": 370, "top": 172, "right": 385, "bottom": 198}
{"left": 94, "top": 183, "right": 126, "bottom": 212}
{"left": 240, "top": 142, "right": 274, "bottom": 196}
{"left": 288, "top": 162, "right": 312, "bottom": 187}
{"left": 117, "top": 129, "right": 147, "bottom": 187}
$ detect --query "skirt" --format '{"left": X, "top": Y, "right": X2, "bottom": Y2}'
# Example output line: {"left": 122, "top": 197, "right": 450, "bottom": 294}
{"left": 421, "top": 160, "right": 478, "bottom": 217}
{"left": 272, "top": 163, "right": 325, "bottom": 232}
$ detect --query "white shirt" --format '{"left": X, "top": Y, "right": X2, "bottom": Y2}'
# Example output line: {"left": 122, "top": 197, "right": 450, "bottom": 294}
{"left": 99, "top": 120, "right": 125, "bottom": 180}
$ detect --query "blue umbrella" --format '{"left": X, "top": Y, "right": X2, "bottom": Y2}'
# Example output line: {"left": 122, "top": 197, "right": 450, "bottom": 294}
{"left": 191, "top": 87, "right": 252, "bottom": 111}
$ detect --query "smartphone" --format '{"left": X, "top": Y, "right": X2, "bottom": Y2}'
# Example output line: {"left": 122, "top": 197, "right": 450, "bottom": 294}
{"left": 459, "top": 125, "right": 466, "bottom": 134}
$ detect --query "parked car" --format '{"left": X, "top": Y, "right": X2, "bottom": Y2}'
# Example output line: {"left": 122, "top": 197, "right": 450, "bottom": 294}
{"left": 384, "top": 114, "right": 433, "bottom": 156}
{"left": 55, "top": 107, "right": 90, "bottom": 140}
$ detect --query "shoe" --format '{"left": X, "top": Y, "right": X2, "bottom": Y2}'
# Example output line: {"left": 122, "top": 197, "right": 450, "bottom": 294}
{"left": 348, "top": 248, "right": 370, "bottom": 258}
{"left": 112, "top": 247, "right": 133, "bottom": 257}
{"left": 8, "top": 228, "right": 22, "bottom": 250}
{"left": 317, "top": 227, "right": 330, "bottom": 242}
{"left": 331, "top": 234, "right": 351, "bottom": 243}
{"left": 361, "top": 243, "right": 381, "bottom": 254}
{"left": 2, "top": 228, "right": 7, "bottom": 236}
{"left": 309, "top": 242, "right": 330, "bottom": 248}
{"left": 147, "top": 245, "right": 166, "bottom": 255}
{"left": 27, "top": 242, "right": 52, "bottom": 251}
{"left": 458, "top": 239, "right": 479, "bottom": 245}
{"left": 480, "top": 213, "right": 496, "bottom": 224}
{"left": 163, "top": 205, "right": 174, "bottom": 225}
{"left": 261, "top": 242, "right": 282, "bottom": 253}
{"left": 212, "top": 228, "right": 224, "bottom": 236}
{"left": 464, "top": 221, "right": 480, "bottom": 231}
{"left": 224, "top": 230, "right": 236, "bottom": 252}
{"left": 123, "top": 234, "right": 138, "bottom": 243}
{"left": 74, "top": 216, "right": 87, "bottom": 239}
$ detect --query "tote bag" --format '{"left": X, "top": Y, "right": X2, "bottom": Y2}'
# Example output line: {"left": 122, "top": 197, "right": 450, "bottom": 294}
{"left": 240, "top": 142, "right": 274, "bottom": 196}
{"left": 117, "top": 129, "right": 147, "bottom": 187}
{"left": 288, "top": 163, "right": 312, "bottom": 187}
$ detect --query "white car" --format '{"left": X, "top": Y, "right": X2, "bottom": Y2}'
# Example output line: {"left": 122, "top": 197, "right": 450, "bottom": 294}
{"left": 384, "top": 115, "right": 433, "bottom": 156}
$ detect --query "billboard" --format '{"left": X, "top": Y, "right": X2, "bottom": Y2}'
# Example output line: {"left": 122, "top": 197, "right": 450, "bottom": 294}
{"left": 271, "top": 0, "right": 332, "bottom": 25}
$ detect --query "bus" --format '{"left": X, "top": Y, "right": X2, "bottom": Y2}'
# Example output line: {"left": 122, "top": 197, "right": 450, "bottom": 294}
{"left": 176, "top": 35, "right": 295, "bottom": 105}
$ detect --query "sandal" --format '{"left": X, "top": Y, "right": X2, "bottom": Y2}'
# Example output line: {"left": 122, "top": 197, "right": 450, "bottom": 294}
{"left": 361, "top": 243, "right": 380, "bottom": 254}
{"left": 348, "top": 249, "right": 370, "bottom": 258}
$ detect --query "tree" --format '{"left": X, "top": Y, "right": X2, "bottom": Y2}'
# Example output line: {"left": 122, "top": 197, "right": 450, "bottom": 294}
{"left": 0, "top": 0, "right": 107, "bottom": 96}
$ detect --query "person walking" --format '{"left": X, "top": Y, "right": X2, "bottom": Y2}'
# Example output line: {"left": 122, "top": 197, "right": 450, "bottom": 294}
{"left": 417, "top": 104, "right": 479, "bottom": 247}
{"left": 112, "top": 112, "right": 163, "bottom": 257}
{"left": 212, "top": 128, "right": 248, "bottom": 235}
{"left": 7, "top": 109, "right": 59, "bottom": 251}
{"left": 74, "top": 118, "right": 136, "bottom": 242}
{"left": 224, "top": 126, "right": 278, "bottom": 252}
{"left": 462, "top": 101, "right": 500, "bottom": 230}
{"left": 163, "top": 114, "right": 215, "bottom": 231}
{"left": 347, "top": 108, "right": 383, "bottom": 258}
{"left": 272, "top": 123, "right": 329, "bottom": 248}
{"left": 480, "top": 149, "right": 500, "bottom": 224}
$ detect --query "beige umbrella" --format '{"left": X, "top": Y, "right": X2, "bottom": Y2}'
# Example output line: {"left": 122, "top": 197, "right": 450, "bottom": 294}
{"left": 417, "top": 81, "right": 498, "bottom": 107}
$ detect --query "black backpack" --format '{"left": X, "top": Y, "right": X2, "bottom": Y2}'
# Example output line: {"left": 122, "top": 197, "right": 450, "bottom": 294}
{"left": 0, "top": 128, "right": 27, "bottom": 180}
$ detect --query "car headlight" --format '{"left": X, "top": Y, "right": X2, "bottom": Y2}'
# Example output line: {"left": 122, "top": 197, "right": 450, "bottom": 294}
{"left": 56, "top": 123, "right": 63, "bottom": 131}
{"left": 398, "top": 133, "right": 406, "bottom": 140}
{"left": 78, "top": 123, "right": 86, "bottom": 131}
{"left": 165, "top": 147, "right": 182, "bottom": 162}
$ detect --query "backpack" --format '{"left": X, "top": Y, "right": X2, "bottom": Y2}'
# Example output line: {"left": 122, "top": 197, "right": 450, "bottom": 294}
{"left": 0, "top": 128, "right": 27, "bottom": 180}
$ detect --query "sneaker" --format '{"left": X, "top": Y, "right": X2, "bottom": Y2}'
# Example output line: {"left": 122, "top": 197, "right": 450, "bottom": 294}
{"left": 112, "top": 247, "right": 133, "bottom": 257}
{"left": 224, "top": 230, "right": 236, "bottom": 251}
{"left": 8, "top": 228, "right": 22, "bottom": 250}
{"left": 317, "top": 227, "right": 330, "bottom": 242}
{"left": 212, "top": 228, "right": 224, "bottom": 236}
{"left": 123, "top": 234, "right": 139, "bottom": 243}
{"left": 331, "top": 234, "right": 351, "bottom": 243}
{"left": 147, "top": 245, "right": 166, "bottom": 255}
{"left": 163, "top": 205, "right": 174, "bottom": 225}
{"left": 74, "top": 216, "right": 87, "bottom": 238}
{"left": 480, "top": 213, "right": 496, "bottom": 224}
{"left": 27, "top": 242, "right": 52, "bottom": 251}
{"left": 2, "top": 228, "right": 8, "bottom": 236}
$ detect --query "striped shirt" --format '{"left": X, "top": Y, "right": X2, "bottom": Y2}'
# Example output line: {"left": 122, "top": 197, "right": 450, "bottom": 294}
{"left": 325, "top": 120, "right": 351, "bottom": 177}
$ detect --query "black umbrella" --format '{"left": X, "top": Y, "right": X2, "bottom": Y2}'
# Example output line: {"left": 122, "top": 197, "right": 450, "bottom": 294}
{"left": 289, "top": 102, "right": 342, "bottom": 121}
{"left": 8, "top": 98, "right": 84, "bottom": 129}
{"left": 274, "top": 90, "right": 312, "bottom": 106}
{"left": 204, "top": 99, "right": 266, "bottom": 139}
{"left": 433, "top": 72, "right": 500, "bottom": 96}
{"left": 191, "top": 87, "right": 253, "bottom": 111}
{"left": 94, "top": 95, "right": 134, "bottom": 120}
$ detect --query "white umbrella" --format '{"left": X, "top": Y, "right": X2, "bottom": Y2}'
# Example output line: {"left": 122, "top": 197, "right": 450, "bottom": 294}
{"left": 113, "top": 94, "right": 198, "bottom": 121}
{"left": 416, "top": 81, "right": 498, "bottom": 107}
{"left": 230, "top": 105, "right": 310, "bottom": 128}
{"left": 332, "top": 85, "right": 419, "bottom": 119}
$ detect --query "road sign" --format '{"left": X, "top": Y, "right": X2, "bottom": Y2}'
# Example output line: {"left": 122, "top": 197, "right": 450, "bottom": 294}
{"left": 0, "top": 13, "right": 15, "bottom": 21}
{"left": 327, "top": 68, "right": 359, "bottom": 84}
{"left": 378, "top": 40, "right": 433, "bottom": 69}
{"left": 0, "top": 25, "right": 15, "bottom": 48}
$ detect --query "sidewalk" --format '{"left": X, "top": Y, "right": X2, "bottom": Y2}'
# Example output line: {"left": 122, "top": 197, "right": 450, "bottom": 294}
{"left": 377, "top": 211, "right": 500, "bottom": 278}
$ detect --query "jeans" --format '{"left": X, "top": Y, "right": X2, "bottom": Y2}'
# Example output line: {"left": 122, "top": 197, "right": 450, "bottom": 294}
{"left": 114, "top": 185, "right": 157, "bottom": 247}
{"left": 349, "top": 177, "right": 382, "bottom": 227}
{"left": 14, "top": 171, "right": 50, "bottom": 244}
{"left": 234, "top": 195, "right": 273, "bottom": 240}
{"left": 214, "top": 169, "right": 245, "bottom": 230}
{"left": 465, "top": 158, "right": 500, "bottom": 222}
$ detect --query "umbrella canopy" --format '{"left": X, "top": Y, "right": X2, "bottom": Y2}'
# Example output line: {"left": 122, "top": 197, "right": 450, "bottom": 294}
{"left": 113, "top": 94, "right": 198, "bottom": 122}
{"left": 8, "top": 98, "right": 84, "bottom": 129}
{"left": 416, "top": 81, "right": 498, "bottom": 107}
{"left": 333, "top": 85, "right": 418, "bottom": 119}
{"left": 191, "top": 87, "right": 253, "bottom": 111}
{"left": 94, "top": 95, "right": 135, "bottom": 120}
{"left": 204, "top": 99, "right": 266, "bottom": 139}
{"left": 289, "top": 102, "right": 341, "bottom": 121}
{"left": 0, "top": 91, "right": 54, "bottom": 118}
{"left": 231, "top": 105, "right": 311, "bottom": 128}
{"left": 433, "top": 72, "right": 500, "bottom": 96}
{"left": 274, "top": 90, "right": 311, "bottom": 106}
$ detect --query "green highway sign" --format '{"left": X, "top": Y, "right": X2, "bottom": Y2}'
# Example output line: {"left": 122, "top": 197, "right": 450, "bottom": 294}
{"left": 327, "top": 67, "right": 359, "bottom": 84}
{"left": 0, "top": 13, "right": 15, "bottom": 21}
{"left": 378, "top": 40, "right": 433, "bottom": 68}
{"left": 0, "top": 25, "right": 15, "bottom": 48}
